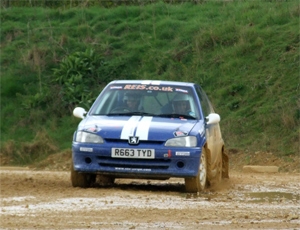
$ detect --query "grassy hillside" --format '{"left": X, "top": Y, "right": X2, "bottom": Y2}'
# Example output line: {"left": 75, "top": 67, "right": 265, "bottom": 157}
{"left": 1, "top": 2, "right": 299, "bottom": 165}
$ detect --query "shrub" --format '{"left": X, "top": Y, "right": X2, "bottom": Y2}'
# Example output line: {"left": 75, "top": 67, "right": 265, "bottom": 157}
{"left": 52, "top": 48, "right": 105, "bottom": 110}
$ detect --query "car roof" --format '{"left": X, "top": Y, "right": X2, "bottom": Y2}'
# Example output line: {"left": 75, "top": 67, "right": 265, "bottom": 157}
{"left": 109, "top": 80, "right": 196, "bottom": 87}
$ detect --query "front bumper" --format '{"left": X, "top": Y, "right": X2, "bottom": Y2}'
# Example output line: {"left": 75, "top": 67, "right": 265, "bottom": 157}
{"left": 72, "top": 142, "right": 202, "bottom": 179}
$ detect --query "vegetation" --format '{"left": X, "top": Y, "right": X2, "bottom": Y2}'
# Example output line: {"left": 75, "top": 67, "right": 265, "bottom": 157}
{"left": 1, "top": 1, "right": 299, "bottom": 165}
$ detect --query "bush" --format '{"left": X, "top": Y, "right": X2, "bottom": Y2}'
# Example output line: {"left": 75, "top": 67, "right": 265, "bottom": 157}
{"left": 52, "top": 48, "right": 105, "bottom": 110}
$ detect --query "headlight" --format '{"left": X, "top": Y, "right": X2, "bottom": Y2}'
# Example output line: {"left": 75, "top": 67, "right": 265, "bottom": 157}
{"left": 75, "top": 131, "right": 104, "bottom": 143}
{"left": 165, "top": 136, "right": 197, "bottom": 147}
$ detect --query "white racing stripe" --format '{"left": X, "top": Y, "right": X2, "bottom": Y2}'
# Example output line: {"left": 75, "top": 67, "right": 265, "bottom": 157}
{"left": 150, "top": 80, "right": 161, "bottom": 85}
{"left": 120, "top": 116, "right": 141, "bottom": 139}
{"left": 136, "top": 116, "right": 153, "bottom": 140}
{"left": 141, "top": 80, "right": 161, "bottom": 85}
{"left": 120, "top": 116, "right": 153, "bottom": 140}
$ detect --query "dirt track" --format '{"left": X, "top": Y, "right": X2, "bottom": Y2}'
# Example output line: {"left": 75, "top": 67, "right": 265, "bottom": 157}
{"left": 0, "top": 168, "right": 299, "bottom": 229}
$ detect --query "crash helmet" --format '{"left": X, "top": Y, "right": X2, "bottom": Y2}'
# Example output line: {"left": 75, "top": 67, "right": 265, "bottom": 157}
{"left": 123, "top": 91, "right": 141, "bottom": 104}
{"left": 173, "top": 93, "right": 190, "bottom": 103}
{"left": 172, "top": 93, "right": 190, "bottom": 111}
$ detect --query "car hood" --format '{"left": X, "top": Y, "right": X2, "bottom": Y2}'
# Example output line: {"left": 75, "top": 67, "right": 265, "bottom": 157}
{"left": 78, "top": 116, "right": 197, "bottom": 141}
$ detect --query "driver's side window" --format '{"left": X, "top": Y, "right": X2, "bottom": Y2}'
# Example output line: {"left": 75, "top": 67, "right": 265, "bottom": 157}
{"left": 196, "top": 87, "right": 213, "bottom": 117}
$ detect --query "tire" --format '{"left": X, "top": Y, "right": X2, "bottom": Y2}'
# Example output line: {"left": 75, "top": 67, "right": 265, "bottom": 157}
{"left": 185, "top": 148, "right": 207, "bottom": 193}
{"left": 71, "top": 164, "right": 95, "bottom": 188}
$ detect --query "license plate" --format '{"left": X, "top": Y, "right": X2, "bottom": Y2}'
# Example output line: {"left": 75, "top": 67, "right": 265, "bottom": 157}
{"left": 111, "top": 148, "right": 155, "bottom": 159}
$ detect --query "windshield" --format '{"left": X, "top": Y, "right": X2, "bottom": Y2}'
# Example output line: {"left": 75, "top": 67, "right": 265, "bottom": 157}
{"left": 89, "top": 83, "right": 200, "bottom": 119}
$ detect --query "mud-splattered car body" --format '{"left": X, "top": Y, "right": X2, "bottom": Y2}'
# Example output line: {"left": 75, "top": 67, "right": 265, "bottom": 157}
{"left": 72, "top": 80, "right": 229, "bottom": 192}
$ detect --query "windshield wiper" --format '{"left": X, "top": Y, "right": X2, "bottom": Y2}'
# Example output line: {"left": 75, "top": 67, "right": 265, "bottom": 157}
{"left": 130, "top": 112, "right": 156, "bottom": 116}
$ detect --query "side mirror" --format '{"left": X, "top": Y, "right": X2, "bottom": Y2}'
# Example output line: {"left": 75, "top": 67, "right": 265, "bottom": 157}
{"left": 73, "top": 107, "right": 87, "bottom": 119}
{"left": 206, "top": 113, "right": 220, "bottom": 125}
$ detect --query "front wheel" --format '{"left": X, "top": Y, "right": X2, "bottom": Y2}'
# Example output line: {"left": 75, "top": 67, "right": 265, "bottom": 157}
{"left": 71, "top": 164, "right": 95, "bottom": 188}
{"left": 185, "top": 148, "right": 207, "bottom": 193}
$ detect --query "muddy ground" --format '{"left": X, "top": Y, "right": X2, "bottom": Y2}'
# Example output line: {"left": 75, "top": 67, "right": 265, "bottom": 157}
{"left": 0, "top": 151, "right": 299, "bottom": 229}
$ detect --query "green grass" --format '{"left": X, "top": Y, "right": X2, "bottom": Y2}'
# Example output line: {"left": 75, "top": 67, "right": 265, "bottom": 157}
{"left": 1, "top": 2, "right": 299, "bottom": 165}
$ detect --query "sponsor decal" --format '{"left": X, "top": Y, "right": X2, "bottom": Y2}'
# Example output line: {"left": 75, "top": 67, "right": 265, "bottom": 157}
{"left": 115, "top": 167, "right": 151, "bottom": 172}
{"left": 174, "top": 130, "right": 188, "bottom": 137}
{"left": 175, "top": 88, "right": 188, "bottom": 93}
{"left": 175, "top": 151, "right": 190, "bottom": 156}
{"left": 123, "top": 84, "right": 173, "bottom": 92}
{"left": 164, "top": 150, "right": 172, "bottom": 158}
{"left": 85, "top": 126, "right": 100, "bottom": 133}
{"left": 80, "top": 147, "right": 93, "bottom": 152}
{"left": 110, "top": 86, "right": 123, "bottom": 89}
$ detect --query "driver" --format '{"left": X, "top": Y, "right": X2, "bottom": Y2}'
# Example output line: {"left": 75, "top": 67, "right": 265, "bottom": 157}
{"left": 123, "top": 92, "right": 141, "bottom": 111}
{"left": 172, "top": 94, "right": 191, "bottom": 115}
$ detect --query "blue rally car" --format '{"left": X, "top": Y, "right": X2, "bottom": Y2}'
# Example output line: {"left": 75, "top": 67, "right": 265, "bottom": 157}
{"left": 72, "top": 80, "right": 229, "bottom": 192}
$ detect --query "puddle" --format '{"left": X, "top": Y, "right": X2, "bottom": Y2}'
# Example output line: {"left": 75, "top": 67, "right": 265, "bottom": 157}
{"left": 247, "top": 192, "right": 300, "bottom": 203}
{"left": 182, "top": 190, "right": 300, "bottom": 204}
